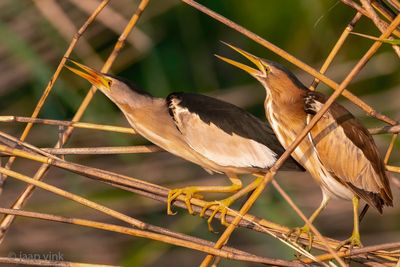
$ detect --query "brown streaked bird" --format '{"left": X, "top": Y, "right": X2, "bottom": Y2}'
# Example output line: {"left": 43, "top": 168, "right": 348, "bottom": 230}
{"left": 218, "top": 43, "right": 393, "bottom": 249}
{"left": 65, "top": 59, "right": 304, "bottom": 231}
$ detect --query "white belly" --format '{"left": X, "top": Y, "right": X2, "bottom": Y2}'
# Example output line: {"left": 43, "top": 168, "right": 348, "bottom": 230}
{"left": 265, "top": 102, "right": 353, "bottom": 200}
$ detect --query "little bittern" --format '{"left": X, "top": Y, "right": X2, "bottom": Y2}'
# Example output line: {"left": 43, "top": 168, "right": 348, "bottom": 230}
{"left": 218, "top": 43, "right": 393, "bottom": 249}
{"left": 65, "top": 59, "right": 304, "bottom": 231}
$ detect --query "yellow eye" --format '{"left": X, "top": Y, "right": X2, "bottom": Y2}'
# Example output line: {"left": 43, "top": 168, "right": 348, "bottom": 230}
{"left": 264, "top": 64, "right": 271, "bottom": 74}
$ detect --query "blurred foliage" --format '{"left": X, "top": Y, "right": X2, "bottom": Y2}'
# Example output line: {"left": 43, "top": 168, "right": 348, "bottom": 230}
{"left": 0, "top": 0, "right": 399, "bottom": 266}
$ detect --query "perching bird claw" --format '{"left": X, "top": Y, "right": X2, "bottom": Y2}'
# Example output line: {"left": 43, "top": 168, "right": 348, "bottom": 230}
{"left": 167, "top": 187, "right": 204, "bottom": 215}
{"left": 336, "top": 232, "right": 363, "bottom": 251}
{"left": 287, "top": 225, "right": 314, "bottom": 251}
{"left": 199, "top": 197, "right": 235, "bottom": 232}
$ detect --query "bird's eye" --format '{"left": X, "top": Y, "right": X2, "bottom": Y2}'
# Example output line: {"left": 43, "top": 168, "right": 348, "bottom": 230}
{"left": 107, "top": 80, "right": 112, "bottom": 86}
{"left": 264, "top": 65, "right": 271, "bottom": 74}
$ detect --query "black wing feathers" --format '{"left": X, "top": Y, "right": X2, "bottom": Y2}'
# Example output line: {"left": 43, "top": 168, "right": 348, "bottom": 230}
{"left": 167, "top": 92, "right": 304, "bottom": 171}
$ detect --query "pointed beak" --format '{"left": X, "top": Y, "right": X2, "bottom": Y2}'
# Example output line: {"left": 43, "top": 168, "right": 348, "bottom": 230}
{"left": 65, "top": 59, "right": 111, "bottom": 90}
{"left": 216, "top": 42, "right": 267, "bottom": 77}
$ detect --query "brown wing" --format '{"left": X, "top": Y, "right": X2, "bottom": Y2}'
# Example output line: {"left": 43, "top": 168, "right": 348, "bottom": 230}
{"left": 305, "top": 91, "right": 393, "bottom": 212}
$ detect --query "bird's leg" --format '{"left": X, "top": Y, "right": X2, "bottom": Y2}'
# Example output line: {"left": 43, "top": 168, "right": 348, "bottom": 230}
{"left": 287, "top": 196, "right": 329, "bottom": 250}
{"left": 336, "top": 196, "right": 363, "bottom": 251}
{"left": 200, "top": 175, "right": 263, "bottom": 232}
{"left": 167, "top": 174, "right": 242, "bottom": 216}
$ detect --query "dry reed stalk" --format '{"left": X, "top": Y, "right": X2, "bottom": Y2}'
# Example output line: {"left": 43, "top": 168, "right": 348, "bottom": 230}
{"left": 340, "top": 0, "right": 400, "bottom": 37}
{"left": 384, "top": 135, "right": 398, "bottom": 163}
{"left": 181, "top": 0, "right": 397, "bottom": 126}
{"left": 34, "top": 0, "right": 104, "bottom": 66}
{"left": 370, "top": 125, "right": 400, "bottom": 135}
{"left": 1, "top": 115, "right": 399, "bottom": 135}
{"left": 0, "top": 0, "right": 110, "bottom": 187}
{"left": 0, "top": 142, "right": 335, "bottom": 249}
{"left": 0, "top": 116, "right": 135, "bottom": 134}
{"left": 360, "top": 0, "right": 400, "bottom": 57}
{"left": 0, "top": 126, "right": 396, "bottom": 263}
{"left": 199, "top": 9, "right": 400, "bottom": 266}
{"left": 0, "top": 0, "right": 149, "bottom": 243}
{"left": 0, "top": 166, "right": 268, "bottom": 262}
{"left": 41, "top": 146, "right": 163, "bottom": 155}
{"left": 70, "top": 0, "right": 152, "bottom": 53}
{"left": 372, "top": 0, "right": 397, "bottom": 21}
{"left": 386, "top": 165, "right": 400, "bottom": 173}
{"left": 0, "top": 141, "right": 338, "bottom": 262}
{"left": 0, "top": 257, "right": 117, "bottom": 267}
{"left": 0, "top": 208, "right": 301, "bottom": 267}
{"left": 0, "top": 0, "right": 400, "bottom": 263}
{"left": 309, "top": 12, "right": 362, "bottom": 91}
{"left": 301, "top": 242, "right": 400, "bottom": 264}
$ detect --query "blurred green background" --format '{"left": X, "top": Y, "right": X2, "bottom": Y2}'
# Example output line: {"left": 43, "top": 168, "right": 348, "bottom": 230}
{"left": 0, "top": 0, "right": 399, "bottom": 266}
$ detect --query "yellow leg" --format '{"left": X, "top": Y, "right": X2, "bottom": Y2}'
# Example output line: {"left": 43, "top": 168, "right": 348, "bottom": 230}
{"left": 200, "top": 176, "right": 264, "bottom": 232}
{"left": 167, "top": 174, "right": 242, "bottom": 216}
{"left": 288, "top": 196, "right": 329, "bottom": 250}
{"left": 336, "top": 196, "right": 363, "bottom": 250}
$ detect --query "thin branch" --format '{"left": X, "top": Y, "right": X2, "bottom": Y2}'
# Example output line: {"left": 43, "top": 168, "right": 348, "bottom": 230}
{"left": 0, "top": 0, "right": 150, "bottom": 243}
{"left": 1, "top": 115, "right": 398, "bottom": 135}
{"left": 1, "top": 131, "right": 396, "bottom": 263}
{"left": 0, "top": 166, "right": 147, "bottom": 228}
{"left": 384, "top": 134, "right": 398, "bottom": 164}
{"left": 0, "top": 164, "right": 270, "bottom": 263}
{"left": 0, "top": 208, "right": 301, "bottom": 267}
{"left": 372, "top": 0, "right": 397, "bottom": 21}
{"left": 370, "top": 124, "right": 400, "bottom": 135}
{"left": 181, "top": 0, "right": 397, "bottom": 126}
{"left": 301, "top": 242, "right": 400, "bottom": 264}
{"left": 0, "top": 256, "right": 116, "bottom": 267}
{"left": 387, "top": 0, "right": 400, "bottom": 11}
{"left": 309, "top": 12, "right": 362, "bottom": 91}
{"left": 386, "top": 165, "right": 400, "bottom": 173}
{"left": 340, "top": 0, "right": 400, "bottom": 37}
{"left": 0, "top": 0, "right": 110, "bottom": 187}
{"left": 70, "top": 0, "right": 153, "bottom": 54}
{"left": 360, "top": 0, "right": 400, "bottom": 57}
{"left": 0, "top": 116, "right": 135, "bottom": 134}
{"left": 41, "top": 146, "right": 163, "bottom": 155}
{"left": 34, "top": 0, "right": 104, "bottom": 66}
{"left": 0, "top": 141, "right": 343, "bottom": 252}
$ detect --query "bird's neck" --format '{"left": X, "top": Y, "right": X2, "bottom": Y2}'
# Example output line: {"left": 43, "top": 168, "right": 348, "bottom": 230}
{"left": 264, "top": 85, "right": 305, "bottom": 112}
{"left": 109, "top": 89, "right": 155, "bottom": 111}
{"left": 263, "top": 87, "right": 307, "bottom": 137}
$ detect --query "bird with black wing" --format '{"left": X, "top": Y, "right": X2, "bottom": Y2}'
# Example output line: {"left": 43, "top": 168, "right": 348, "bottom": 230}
{"left": 65, "top": 59, "right": 304, "bottom": 231}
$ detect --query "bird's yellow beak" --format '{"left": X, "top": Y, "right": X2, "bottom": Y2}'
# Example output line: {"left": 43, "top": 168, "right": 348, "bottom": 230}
{"left": 65, "top": 59, "right": 111, "bottom": 90}
{"left": 216, "top": 42, "right": 267, "bottom": 77}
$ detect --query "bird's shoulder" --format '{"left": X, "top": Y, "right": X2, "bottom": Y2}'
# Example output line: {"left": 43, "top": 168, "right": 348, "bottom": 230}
{"left": 166, "top": 92, "right": 277, "bottom": 144}
{"left": 166, "top": 92, "right": 304, "bottom": 171}
{"left": 304, "top": 90, "right": 392, "bottom": 207}
{"left": 304, "top": 91, "right": 381, "bottom": 170}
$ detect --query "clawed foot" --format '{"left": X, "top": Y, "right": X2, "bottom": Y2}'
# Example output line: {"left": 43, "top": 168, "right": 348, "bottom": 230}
{"left": 286, "top": 225, "right": 314, "bottom": 251}
{"left": 199, "top": 197, "right": 235, "bottom": 232}
{"left": 336, "top": 233, "right": 363, "bottom": 251}
{"left": 167, "top": 187, "right": 204, "bottom": 215}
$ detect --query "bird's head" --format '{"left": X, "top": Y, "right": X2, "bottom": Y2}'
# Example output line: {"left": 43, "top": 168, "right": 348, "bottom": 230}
{"left": 65, "top": 59, "right": 146, "bottom": 106}
{"left": 216, "top": 42, "right": 306, "bottom": 98}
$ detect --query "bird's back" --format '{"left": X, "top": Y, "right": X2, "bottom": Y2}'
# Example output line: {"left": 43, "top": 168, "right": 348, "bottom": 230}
{"left": 305, "top": 91, "right": 393, "bottom": 212}
{"left": 167, "top": 92, "right": 304, "bottom": 172}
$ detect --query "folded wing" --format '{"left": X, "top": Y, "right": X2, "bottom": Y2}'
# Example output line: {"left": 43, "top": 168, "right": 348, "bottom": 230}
{"left": 305, "top": 91, "right": 393, "bottom": 212}
{"left": 167, "top": 92, "right": 303, "bottom": 171}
